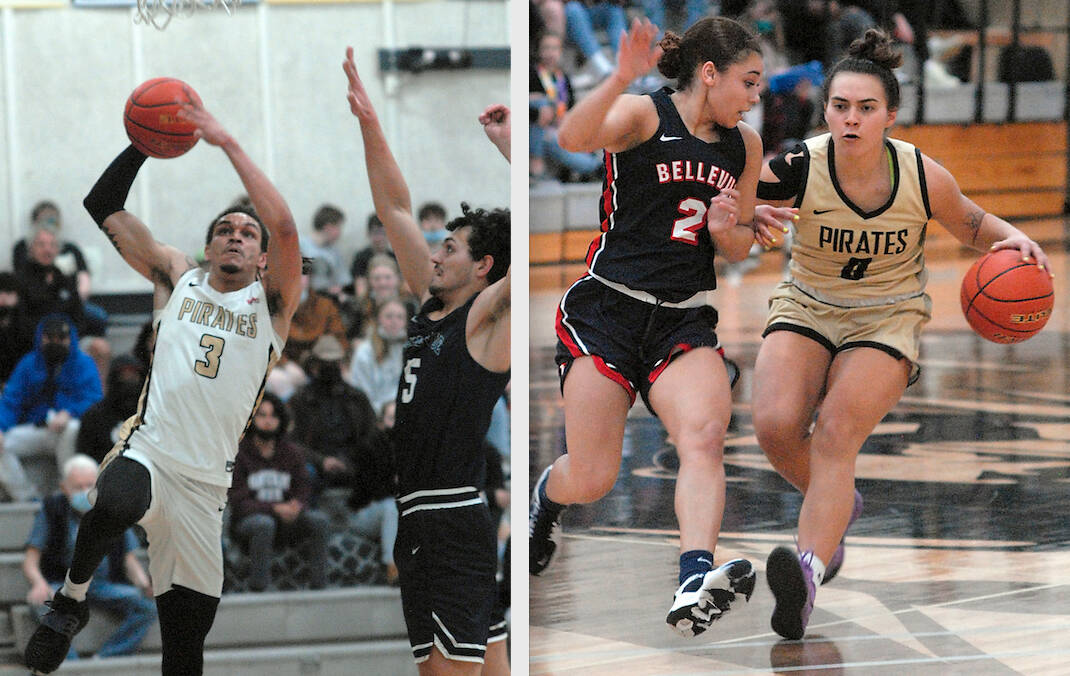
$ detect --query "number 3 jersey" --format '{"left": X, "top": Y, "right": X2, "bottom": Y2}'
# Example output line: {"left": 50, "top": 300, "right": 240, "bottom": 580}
{"left": 785, "top": 133, "right": 932, "bottom": 307}
{"left": 393, "top": 294, "right": 509, "bottom": 497}
{"left": 117, "top": 267, "right": 283, "bottom": 487}
{"left": 586, "top": 87, "right": 747, "bottom": 304}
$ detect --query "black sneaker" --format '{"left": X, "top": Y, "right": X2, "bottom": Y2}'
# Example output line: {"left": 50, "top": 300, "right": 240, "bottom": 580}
{"left": 529, "top": 466, "right": 564, "bottom": 575}
{"left": 24, "top": 591, "right": 89, "bottom": 674}
{"left": 666, "top": 558, "right": 756, "bottom": 637}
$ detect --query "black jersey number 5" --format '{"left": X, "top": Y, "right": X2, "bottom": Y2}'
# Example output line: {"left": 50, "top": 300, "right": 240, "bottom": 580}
{"left": 401, "top": 357, "right": 421, "bottom": 403}
{"left": 670, "top": 197, "right": 707, "bottom": 245}
{"left": 195, "top": 334, "right": 225, "bottom": 378}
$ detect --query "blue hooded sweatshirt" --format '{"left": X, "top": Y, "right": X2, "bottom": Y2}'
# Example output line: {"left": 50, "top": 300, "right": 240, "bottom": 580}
{"left": 0, "top": 314, "right": 103, "bottom": 431}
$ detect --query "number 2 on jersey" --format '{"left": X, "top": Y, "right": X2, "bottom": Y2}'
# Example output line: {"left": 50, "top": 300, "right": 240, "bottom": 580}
{"left": 401, "top": 358, "right": 421, "bottom": 403}
{"left": 195, "top": 334, "right": 225, "bottom": 378}
{"left": 671, "top": 197, "right": 707, "bottom": 245}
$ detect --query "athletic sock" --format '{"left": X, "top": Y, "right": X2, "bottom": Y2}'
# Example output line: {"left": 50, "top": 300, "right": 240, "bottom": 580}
{"left": 61, "top": 571, "right": 90, "bottom": 602}
{"left": 807, "top": 553, "right": 827, "bottom": 586}
{"left": 679, "top": 549, "right": 715, "bottom": 586}
{"left": 537, "top": 472, "right": 566, "bottom": 517}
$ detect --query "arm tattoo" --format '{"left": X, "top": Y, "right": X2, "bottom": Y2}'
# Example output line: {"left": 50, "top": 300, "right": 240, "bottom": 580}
{"left": 966, "top": 208, "right": 985, "bottom": 245}
{"left": 100, "top": 224, "right": 123, "bottom": 257}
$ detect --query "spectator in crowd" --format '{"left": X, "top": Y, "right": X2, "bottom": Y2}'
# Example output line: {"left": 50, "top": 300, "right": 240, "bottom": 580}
{"left": 347, "top": 400, "right": 399, "bottom": 584}
{"left": 564, "top": 0, "right": 627, "bottom": 86}
{"left": 22, "top": 454, "right": 155, "bottom": 660}
{"left": 13, "top": 202, "right": 108, "bottom": 334}
{"left": 348, "top": 296, "right": 408, "bottom": 413}
{"left": 530, "top": 32, "right": 603, "bottom": 182}
{"left": 75, "top": 355, "right": 146, "bottom": 465}
{"left": 532, "top": 0, "right": 566, "bottom": 40}
{"left": 0, "top": 315, "right": 102, "bottom": 501}
{"left": 417, "top": 202, "right": 449, "bottom": 250}
{"left": 341, "top": 254, "right": 414, "bottom": 343}
{"left": 229, "top": 392, "right": 330, "bottom": 591}
{"left": 642, "top": 0, "right": 713, "bottom": 40}
{"left": 267, "top": 268, "right": 348, "bottom": 401}
{"left": 0, "top": 272, "right": 36, "bottom": 384}
{"left": 300, "top": 203, "right": 352, "bottom": 303}
{"left": 289, "top": 335, "right": 380, "bottom": 498}
{"left": 349, "top": 214, "right": 397, "bottom": 299}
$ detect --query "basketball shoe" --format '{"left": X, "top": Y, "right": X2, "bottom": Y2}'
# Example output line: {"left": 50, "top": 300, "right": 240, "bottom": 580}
{"left": 822, "top": 490, "right": 863, "bottom": 585}
{"left": 767, "top": 546, "right": 816, "bottom": 640}
{"left": 529, "top": 466, "right": 564, "bottom": 575}
{"left": 666, "top": 558, "right": 756, "bottom": 637}
{"left": 24, "top": 590, "right": 89, "bottom": 674}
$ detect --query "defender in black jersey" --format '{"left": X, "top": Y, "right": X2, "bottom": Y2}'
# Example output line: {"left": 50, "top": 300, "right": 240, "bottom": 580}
{"left": 530, "top": 17, "right": 766, "bottom": 639}
{"left": 345, "top": 49, "right": 511, "bottom": 675}
{"left": 750, "top": 29, "right": 1053, "bottom": 641}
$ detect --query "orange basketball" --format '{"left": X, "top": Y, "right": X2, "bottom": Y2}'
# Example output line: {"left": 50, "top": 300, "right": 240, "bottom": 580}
{"left": 960, "top": 248, "right": 1054, "bottom": 344}
{"left": 124, "top": 77, "right": 202, "bottom": 159}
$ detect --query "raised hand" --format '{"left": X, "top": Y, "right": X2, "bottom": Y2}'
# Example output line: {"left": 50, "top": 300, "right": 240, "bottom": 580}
{"left": 177, "top": 91, "right": 231, "bottom": 147}
{"left": 614, "top": 18, "right": 663, "bottom": 85}
{"left": 343, "top": 46, "right": 378, "bottom": 123}
{"left": 479, "top": 104, "right": 510, "bottom": 161}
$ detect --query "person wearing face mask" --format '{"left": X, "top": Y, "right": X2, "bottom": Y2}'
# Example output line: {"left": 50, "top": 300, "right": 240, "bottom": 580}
{"left": 22, "top": 454, "right": 155, "bottom": 659}
{"left": 0, "top": 315, "right": 102, "bottom": 502}
{"left": 348, "top": 297, "right": 409, "bottom": 413}
{"left": 0, "top": 272, "right": 36, "bottom": 384}
{"left": 288, "top": 334, "right": 379, "bottom": 500}
{"left": 74, "top": 356, "right": 147, "bottom": 465}
{"left": 228, "top": 392, "right": 330, "bottom": 591}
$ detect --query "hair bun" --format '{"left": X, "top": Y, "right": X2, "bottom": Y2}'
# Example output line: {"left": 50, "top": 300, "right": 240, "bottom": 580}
{"left": 848, "top": 28, "right": 903, "bottom": 71}
{"left": 656, "top": 32, "right": 685, "bottom": 80}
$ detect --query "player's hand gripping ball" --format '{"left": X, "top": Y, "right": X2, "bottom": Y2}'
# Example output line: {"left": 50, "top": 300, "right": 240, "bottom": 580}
{"left": 124, "top": 77, "right": 202, "bottom": 158}
{"left": 960, "top": 248, "right": 1054, "bottom": 343}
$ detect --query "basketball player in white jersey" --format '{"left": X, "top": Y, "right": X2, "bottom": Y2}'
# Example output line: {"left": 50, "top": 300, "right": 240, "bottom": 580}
{"left": 24, "top": 98, "right": 302, "bottom": 675}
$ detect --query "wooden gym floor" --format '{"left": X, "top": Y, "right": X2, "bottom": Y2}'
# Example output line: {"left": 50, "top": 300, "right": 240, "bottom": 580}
{"left": 528, "top": 219, "right": 1070, "bottom": 675}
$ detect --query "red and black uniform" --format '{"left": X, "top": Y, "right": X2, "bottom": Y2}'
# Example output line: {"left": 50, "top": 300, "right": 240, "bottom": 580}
{"left": 556, "top": 87, "right": 748, "bottom": 412}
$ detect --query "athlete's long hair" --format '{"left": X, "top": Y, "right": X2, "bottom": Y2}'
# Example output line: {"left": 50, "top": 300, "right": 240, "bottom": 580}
{"left": 447, "top": 202, "right": 510, "bottom": 285}
{"left": 823, "top": 29, "right": 903, "bottom": 111}
{"left": 657, "top": 16, "right": 761, "bottom": 91}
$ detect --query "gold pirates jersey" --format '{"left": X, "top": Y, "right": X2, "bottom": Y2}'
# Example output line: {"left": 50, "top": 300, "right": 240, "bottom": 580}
{"left": 116, "top": 266, "right": 282, "bottom": 486}
{"left": 788, "top": 132, "right": 932, "bottom": 307}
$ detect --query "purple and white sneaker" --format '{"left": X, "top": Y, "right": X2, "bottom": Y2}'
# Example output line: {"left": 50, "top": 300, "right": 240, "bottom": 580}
{"left": 767, "top": 546, "right": 817, "bottom": 640}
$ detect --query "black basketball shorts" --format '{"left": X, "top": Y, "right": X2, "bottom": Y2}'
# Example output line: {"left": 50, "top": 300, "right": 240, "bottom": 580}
{"left": 395, "top": 492, "right": 504, "bottom": 665}
{"left": 555, "top": 275, "right": 729, "bottom": 414}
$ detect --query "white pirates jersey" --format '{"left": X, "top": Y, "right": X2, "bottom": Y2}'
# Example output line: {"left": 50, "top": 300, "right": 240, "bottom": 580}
{"left": 789, "top": 133, "right": 932, "bottom": 307}
{"left": 117, "top": 267, "right": 282, "bottom": 486}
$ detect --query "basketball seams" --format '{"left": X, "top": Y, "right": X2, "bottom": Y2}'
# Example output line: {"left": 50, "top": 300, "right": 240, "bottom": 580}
{"left": 961, "top": 249, "right": 1053, "bottom": 342}
{"left": 124, "top": 77, "right": 200, "bottom": 159}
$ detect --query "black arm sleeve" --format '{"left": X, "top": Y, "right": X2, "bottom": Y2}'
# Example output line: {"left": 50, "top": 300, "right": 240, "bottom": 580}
{"left": 83, "top": 145, "right": 148, "bottom": 227}
{"left": 757, "top": 142, "right": 806, "bottom": 201}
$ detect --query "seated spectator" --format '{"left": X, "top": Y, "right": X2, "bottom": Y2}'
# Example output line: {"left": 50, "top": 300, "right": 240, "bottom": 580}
{"left": 75, "top": 356, "right": 146, "bottom": 464}
{"left": 348, "top": 297, "right": 408, "bottom": 413}
{"left": 530, "top": 32, "right": 602, "bottom": 182}
{"left": 289, "top": 335, "right": 379, "bottom": 498}
{"left": 267, "top": 269, "right": 348, "bottom": 401}
{"left": 22, "top": 454, "right": 155, "bottom": 661}
{"left": 16, "top": 225, "right": 111, "bottom": 381}
{"left": 349, "top": 214, "right": 396, "bottom": 300}
{"left": 417, "top": 202, "right": 448, "bottom": 250}
{"left": 340, "top": 254, "right": 415, "bottom": 344}
{"left": 0, "top": 315, "right": 102, "bottom": 501}
{"left": 348, "top": 401, "right": 399, "bottom": 584}
{"left": 229, "top": 392, "right": 330, "bottom": 591}
{"left": 564, "top": 0, "right": 627, "bottom": 86}
{"left": 0, "top": 272, "right": 35, "bottom": 384}
{"left": 300, "top": 203, "right": 352, "bottom": 303}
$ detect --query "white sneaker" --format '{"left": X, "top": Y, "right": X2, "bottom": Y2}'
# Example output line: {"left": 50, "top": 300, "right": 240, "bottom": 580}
{"left": 666, "top": 559, "right": 756, "bottom": 637}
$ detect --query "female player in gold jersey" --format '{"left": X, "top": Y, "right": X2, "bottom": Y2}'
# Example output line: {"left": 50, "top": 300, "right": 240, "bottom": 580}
{"left": 751, "top": 29, "right": 1053, "bottom": 641}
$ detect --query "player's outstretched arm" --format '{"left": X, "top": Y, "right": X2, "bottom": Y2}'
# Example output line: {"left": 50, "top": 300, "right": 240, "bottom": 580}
{"left": 467, "top": 267, "right": 510, "bottom": 373}
{"left": 344, "top": 47, "right": 432, "bottom": 299}
{"left": 84, "top": 146, "right": 195, "bottom": 296}
{"left": 924, "top": 154, "right": 1052, "bottom": 274}
{"left": 179, "top": 98, "right": 303, "bottom": 325}
{"left": 479, "top": 104, "right": 510, "bottom": 162}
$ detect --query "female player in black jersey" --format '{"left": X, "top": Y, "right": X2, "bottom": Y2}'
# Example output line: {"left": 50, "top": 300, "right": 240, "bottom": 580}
{"left": 529, "top": 17, "right": 767, "bottom": 638}
{"left": 750, "top": 29, "right": 1053, "bottom": 641}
